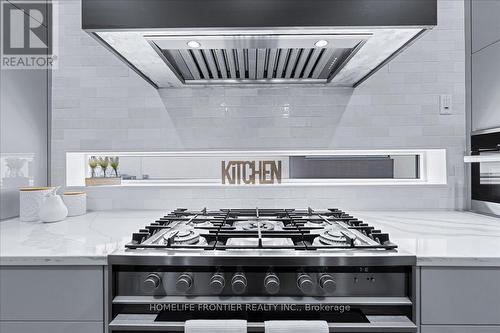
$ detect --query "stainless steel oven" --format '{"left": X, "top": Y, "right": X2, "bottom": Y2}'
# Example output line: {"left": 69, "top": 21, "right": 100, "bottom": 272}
{"left": 107, "top": 208, "right": 417, "bottom": 333}
{"left": 468, "top": 131, "right": 500, "bottom": 216}
{"left": 107, "top": 255, "right": 417, "bottom": 333}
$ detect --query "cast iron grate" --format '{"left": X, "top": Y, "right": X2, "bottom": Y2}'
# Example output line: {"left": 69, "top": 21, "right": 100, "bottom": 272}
{"left": 126, "top": 208, "right": 397, "bottom": 251}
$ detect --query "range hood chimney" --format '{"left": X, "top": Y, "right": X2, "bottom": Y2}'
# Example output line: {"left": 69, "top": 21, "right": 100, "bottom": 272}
{"left": 82, "top": 0, "right": 437, "bottom": 89}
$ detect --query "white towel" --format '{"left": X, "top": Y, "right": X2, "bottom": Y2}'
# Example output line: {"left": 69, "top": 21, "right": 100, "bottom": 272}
{"left": 264, "top": 320, "right": 329, "bottom": 333}
{"left": 185, "top": 319, "right": 247, "bottom": 333}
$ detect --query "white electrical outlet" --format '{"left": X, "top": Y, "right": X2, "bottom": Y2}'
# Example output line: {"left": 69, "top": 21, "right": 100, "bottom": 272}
{"left": 439, "top": 94, "right": 452, "bottom": 115}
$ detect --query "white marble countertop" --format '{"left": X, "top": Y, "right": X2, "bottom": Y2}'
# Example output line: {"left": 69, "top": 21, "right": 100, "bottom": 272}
{"left": 0, "top": 210, "right": 165, "bottom": 265}
{"left": 1, "top": 210, "right": 499, "bottom": 267}
{"left": 352, "top": 211, "right": 500, "bottom": 267}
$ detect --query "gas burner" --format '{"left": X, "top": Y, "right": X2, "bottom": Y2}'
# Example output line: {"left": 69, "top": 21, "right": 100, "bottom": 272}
{"left": 163, "top": 227, "right": 202, "bottom": 245}
{"left": 317, "top": 227, "right": 356, "bottom": 245}
{"left": 240, "top": 220, "right": 276, "bottom": 231}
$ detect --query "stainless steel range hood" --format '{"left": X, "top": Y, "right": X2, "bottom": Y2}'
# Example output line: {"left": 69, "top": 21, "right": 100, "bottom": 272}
{"left": 148, "top": 35, "right": 369, "bottom": 84}
{"left": 82, "top": 0, "right": 437, "bottom": 88}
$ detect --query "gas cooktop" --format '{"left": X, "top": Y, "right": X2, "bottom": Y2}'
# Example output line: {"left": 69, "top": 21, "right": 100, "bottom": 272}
{"left": 126, "top": 208, "right": 397, "bottom": 251}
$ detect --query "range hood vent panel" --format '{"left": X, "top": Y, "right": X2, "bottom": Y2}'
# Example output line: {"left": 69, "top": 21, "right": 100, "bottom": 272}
{"left": 157, "top": 45, "right": 360, "bottom": 84}
{"left": 146, "top": 34, "right": 368, "bottom": 84}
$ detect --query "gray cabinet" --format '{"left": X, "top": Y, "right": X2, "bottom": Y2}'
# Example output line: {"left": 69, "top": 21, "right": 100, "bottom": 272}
{"left": 421, "top": 268, "right": 500, "bottom": 326}
{"left": 0, "top": 266, "right": 103, "bottom": 321}
{"left": 471, "top": 39, "right": 500, "bottom": 132}
{"left": 0, "top": 321, "right": 103, "bottom": 333}
{"left": 471, "top": 0, "right": 500, "bottom": 53}
{"left": 0, "top": 266, "right": 103, "bottom": 333}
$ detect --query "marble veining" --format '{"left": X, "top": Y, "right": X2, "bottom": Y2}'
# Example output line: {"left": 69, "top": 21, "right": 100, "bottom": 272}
{"left": 1, "top": 210, "right": 499, "bottom": 266}
{"left": 352, "top": 211, "right": 500, "bottom": 266}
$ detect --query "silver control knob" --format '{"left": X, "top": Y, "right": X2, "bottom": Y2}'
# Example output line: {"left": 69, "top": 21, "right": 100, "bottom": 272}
{"left": 231, "top": 273, "right": 247, "bottom": 295}
{"left": 297, "top": 273, "right": 314, "bottom": 294}
{"left": 143, "top": 273, "right": 161, "bottom": 292}
{"left": 264, "top": 273, "right": 280, "bottom": 295}
{"left": 176, "top": 273, "right": 193, "bottom": 293}
{"left": 209, "top": 273, "right": 225, "bottom": 294}
{"left": 319, "top": 274, "right": 336, "bottom": 294}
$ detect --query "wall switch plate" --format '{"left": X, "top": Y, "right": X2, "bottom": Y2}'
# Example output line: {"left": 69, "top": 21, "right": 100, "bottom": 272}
{"left": 439, "top": 94, "right": 452, "bottom": 115}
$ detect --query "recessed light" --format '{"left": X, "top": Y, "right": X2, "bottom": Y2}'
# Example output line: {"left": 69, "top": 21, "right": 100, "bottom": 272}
{"left": 315, "top": 40, "right": 328, "bottom": 47}
{"left": 187, "top": 41, "right": 201, "bottom": 48}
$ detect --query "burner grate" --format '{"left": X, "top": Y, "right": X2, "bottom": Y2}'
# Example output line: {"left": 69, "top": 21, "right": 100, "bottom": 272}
{"left": 126, "top": 208, "right": 397, "bottom": 251}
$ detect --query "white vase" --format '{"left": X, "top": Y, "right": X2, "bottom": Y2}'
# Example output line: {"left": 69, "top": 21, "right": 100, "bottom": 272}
{"left": 38, "top": 188, "right": 68, "bottom": 223}
{"left": 62, "top": 192, "right": 87, "bottom": 216}
{"left": 19, "top": 187, "right": 55, "bottom": 222}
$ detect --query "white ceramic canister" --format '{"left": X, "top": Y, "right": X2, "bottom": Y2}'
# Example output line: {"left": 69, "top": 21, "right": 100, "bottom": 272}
{"left": 62, "top": 192, "right": 87, "bottom": 216}
{"left": 19, "top": 187, "right": 55, "bottom": 222}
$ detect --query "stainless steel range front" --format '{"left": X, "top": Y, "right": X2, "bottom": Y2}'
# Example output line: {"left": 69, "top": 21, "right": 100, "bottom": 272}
{"left": 108, "top": 208, "right": 417, "bottom": 332}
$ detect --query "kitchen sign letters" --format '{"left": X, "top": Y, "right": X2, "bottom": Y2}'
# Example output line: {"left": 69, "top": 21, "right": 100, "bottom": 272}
{"left": 222, "top": 160, "right": 282, "bottom": 185}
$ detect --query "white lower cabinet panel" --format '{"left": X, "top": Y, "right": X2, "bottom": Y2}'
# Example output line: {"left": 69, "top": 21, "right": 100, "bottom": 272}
{"left": 421, "top": 326, "right": 500, "bottom": 333}
{"left": 0, "top": 321, "right": 103, "bottom": 333}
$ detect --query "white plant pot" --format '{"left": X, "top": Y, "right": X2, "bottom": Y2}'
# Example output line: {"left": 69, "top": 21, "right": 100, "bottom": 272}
{"left": 19, "top": 187, "right": 55, "bottom": 222}
{"left": 62, "top": 192, "right": 87, "bottom": 216}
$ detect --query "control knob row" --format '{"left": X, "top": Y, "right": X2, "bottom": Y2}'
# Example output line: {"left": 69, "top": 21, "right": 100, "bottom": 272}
{"left": 144, "top": 272, "right": 334, "bottom": 294}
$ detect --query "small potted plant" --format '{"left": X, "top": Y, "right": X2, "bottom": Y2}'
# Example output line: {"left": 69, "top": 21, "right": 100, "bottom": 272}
{"left": 110, "top": 156, "right": 120, "bottom": 178}
{"left": 98, "top": 156, "right": 109, "bottom": 178}
{"left": 85, "top": 156, "right": 122, "bottom": 186}
{"left": 88, "top": 156, "right": 98, "bottom": 178}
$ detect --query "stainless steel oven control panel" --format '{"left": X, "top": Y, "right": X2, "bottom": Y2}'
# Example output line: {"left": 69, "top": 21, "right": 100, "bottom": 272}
{"left": 116, "top": 270, "right": 406, "bottom": 297}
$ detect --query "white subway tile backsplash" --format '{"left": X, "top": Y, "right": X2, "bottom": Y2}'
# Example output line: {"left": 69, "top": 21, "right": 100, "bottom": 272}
{"left": 52, "top": 0, "right": 466, "bottom": 211}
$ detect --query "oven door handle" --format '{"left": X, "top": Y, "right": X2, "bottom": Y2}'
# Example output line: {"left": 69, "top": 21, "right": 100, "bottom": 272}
{"left": 464, "top": 154, "right": 500, "bottom": 163}
{"left": 109, "top": 314, "right": 417, "bottom": 332}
